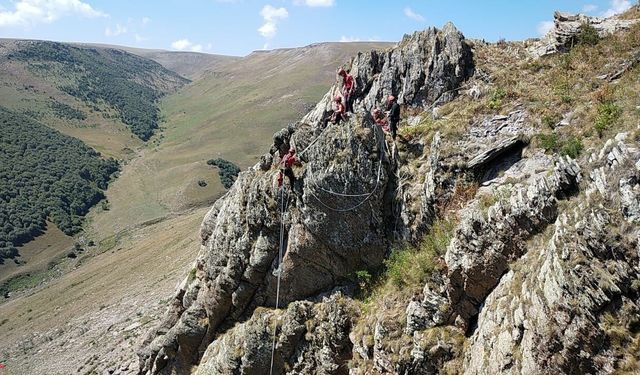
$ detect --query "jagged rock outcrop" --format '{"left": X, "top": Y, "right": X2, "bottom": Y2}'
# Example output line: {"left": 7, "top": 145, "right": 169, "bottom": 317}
{"left": 464, "top": 135, "right": 640, "bottom": 374}
{"left": 196, "top": 294, "right": 356, "bottom": 375}
{"left": 529, "top": 10, "right": 640, "bottom": 58}
{"left": 445, "top": 156, "right": 580, "bottom": 328}
{"left": 354, "top": 133, "right": 639, "bottom": 374}
{"left": 302, "top": 22, "right": 474, "bottom": 125}
{"left": 138, "top": 116, "right": 390, "bottom": 374}
{"left": 138, "top": 23, "right": 474, "bottom": 374}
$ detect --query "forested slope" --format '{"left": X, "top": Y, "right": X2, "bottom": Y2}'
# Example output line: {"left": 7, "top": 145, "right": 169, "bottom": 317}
{"left": 0, "top": 108, "right": 119, "bottom": 263}
{"left": 5, "top": 41, "right": 188, "bottom": 140}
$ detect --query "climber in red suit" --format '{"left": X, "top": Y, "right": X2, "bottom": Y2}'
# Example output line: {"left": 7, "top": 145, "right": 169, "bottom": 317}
{"left": 277, "top": 147, "right": 297, "bottom": 190}
{"left": 338, "top": 67, "right": 355, "bottom": 113}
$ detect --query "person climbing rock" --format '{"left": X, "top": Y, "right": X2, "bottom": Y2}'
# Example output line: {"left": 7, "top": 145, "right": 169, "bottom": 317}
{"left": 324, "top": 95, "right": 346, "bottom": 126}
{"left": 338, "top": 67, "right": 355, "bottom": 113}
{"left": 386, "top": 95, "right": 400, "bottom": 140}
{"left": 277, "top": 147, "right": 297, "bottom": 190}
{"left": 372, "top": 108, "right": 389, "bottom": 132}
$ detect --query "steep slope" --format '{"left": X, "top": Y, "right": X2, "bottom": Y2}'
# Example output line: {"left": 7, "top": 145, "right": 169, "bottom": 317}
{"left": 138, "top": 24, "right": 473, "bottom": 374}
{"left": 0, "top": 40, "right": 394, "bottom": 375}
{"left": 138, "top": 9, "right": 640, "bottom": 375}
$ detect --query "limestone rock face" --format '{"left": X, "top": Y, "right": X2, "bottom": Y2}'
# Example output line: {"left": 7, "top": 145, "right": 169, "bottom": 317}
{"left": 138, "top": 23, "right": 474, "bottom": 375}
{"left": 529, "top": 11, "right": 640, "bottom": 58}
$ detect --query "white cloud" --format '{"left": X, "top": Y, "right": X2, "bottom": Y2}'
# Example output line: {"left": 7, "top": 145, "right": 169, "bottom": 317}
{"left": 258, "top": 5, "right": 288, "bottom": 39}
{"left": 171, "top": 38, "right": 203, "bottom": 52}
{"left": 340, "top": 36, "right": 381, "bottom": 43}
{"left": 105, "top": 23, "right": 127, "bottom": 37}
{"left": 0, "top": 0, "right": 107, "bottom": 28}
{"left": 293, "top": 0, "right": 335, "bottom": 7}
{"left": 340, "top": 36, "right": 360, "bottom": 42}
{"left": 582, "top": 4, "right": 598, "bottom": 13}
{"left": 404, "top": 7, "right": 424, "bottom": 22}
{"left": 602, "top": 0, "right": 632, "bottom": 17}
{"left": 134, "top": 34, "right": 147, "bottom": 43}
{"left": 537, "top": 20, "right": 554, "bottom": 36}
{"left": 258, "top": 22, "right": 277, "bottom": 38}
{"left": 141, "top": 16, "right": 151, "bottom": 25}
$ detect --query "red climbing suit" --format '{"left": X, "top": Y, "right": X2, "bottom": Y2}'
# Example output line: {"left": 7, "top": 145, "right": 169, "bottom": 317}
{"left": 277, "top": 149, "right": 297, "bottom": 188}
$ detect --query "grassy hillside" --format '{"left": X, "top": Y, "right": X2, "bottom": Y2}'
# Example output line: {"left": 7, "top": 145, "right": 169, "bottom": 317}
{"left": 0, "top": 39, "right": 188, "bottom": 157}
{"left": 7, "top": 41, "right": 188, "bottom": 140}
{"left": 0, "top": 208, "right": 205, "bottom": 374}
{"left": 0, "top": 39, "right": 189, "bottom": 281}
{"left": 89, "top": 42, "right": 393, "bottom": 238}
{"left": 0, "top": 221, "right": 73, "bottom": 287}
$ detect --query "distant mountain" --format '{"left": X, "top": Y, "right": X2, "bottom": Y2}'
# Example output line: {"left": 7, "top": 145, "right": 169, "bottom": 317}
{"left": 76, "top": 43, "right": 240, "bottom": 80}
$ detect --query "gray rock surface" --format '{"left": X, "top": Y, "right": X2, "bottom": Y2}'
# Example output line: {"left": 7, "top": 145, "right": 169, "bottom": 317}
{"left": 463, "top": 137, "right": 640, "bottom": 374}
{"left": 446, "top": 156, "right": 581, "bottom": 327}
{"left": 302, "top": 22, "right": 474, "bottom": 126}
{"left": 138, "top": 22, "right": 474, "bottom": 374}
{"left": 137, "top": 13, "right": 640, "bottom": 375}
{"left": 529, "top": 11, "right": 640, "bottom": 58}
{"left": 196, "top": 293, "right": 355, "bottom": 375}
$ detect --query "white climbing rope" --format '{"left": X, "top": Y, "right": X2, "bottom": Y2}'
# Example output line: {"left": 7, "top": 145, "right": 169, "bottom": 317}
{"left": 269, "top": 184, "right": 287, "bottom": 375}
{"left": 305, "top": 123, "right": 387, "bottom": 212}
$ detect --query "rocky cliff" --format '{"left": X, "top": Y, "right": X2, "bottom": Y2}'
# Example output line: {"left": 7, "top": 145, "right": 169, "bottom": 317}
{"left": 138, "top": 10, "right": 640, "bottom": 375}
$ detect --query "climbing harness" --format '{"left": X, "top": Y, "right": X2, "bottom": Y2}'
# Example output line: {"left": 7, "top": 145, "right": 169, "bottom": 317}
{"left": 269, "top": 184, "right": 288, "bottom": 375}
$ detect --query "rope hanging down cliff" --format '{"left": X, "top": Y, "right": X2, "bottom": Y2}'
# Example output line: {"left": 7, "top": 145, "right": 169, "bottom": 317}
{"left": 305, "top": 123, "right": 386, "bottom": 212}
{"left": 269, "top": 185, "right": 288, "bottom": 375}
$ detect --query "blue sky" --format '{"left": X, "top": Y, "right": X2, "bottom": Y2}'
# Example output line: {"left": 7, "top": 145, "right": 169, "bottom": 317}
{"left": 0, "top": 0, "right": 635, "bottom": 56}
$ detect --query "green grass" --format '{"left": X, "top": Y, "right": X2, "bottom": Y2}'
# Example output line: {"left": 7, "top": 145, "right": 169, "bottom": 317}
{"left": 560, "top": 137, "right": 584, "bottom": 158}
{"left": 383, "top": 219, "right": 455, "bottom": 290}
{"left": 488, "top": 87, "right": 507, "bottom": 110}
{"left": 0, "top": 269, "right": 57, "bottom": 296}
{"left": 595, "top": 102, "right": 622, "bottom": 137}
{"left": 577, "top": 23, "right": 601, "bottom": 46}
